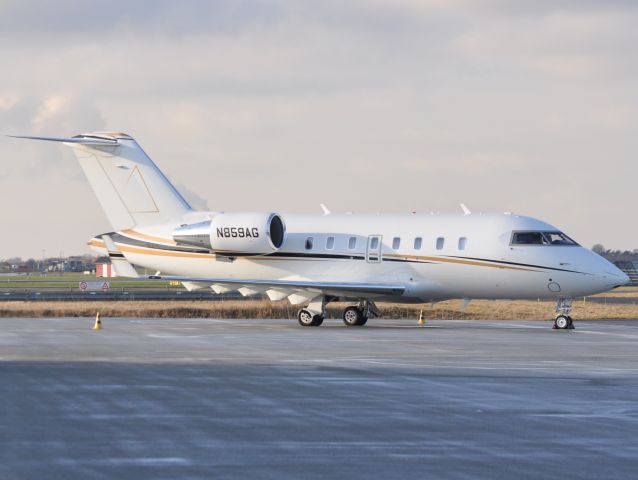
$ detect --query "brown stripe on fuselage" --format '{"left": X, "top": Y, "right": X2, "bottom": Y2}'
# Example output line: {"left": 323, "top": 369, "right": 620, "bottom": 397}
{"left": 87, "top": 238, "right": 106, "bottom": 249}
{"left": 383, "top": 253, "right": 539, "bottom": 272}
{"left": 89, "top": 236, "right": 540, "bottom": 271}
{"left": 118, "top": 244, "right": 215, "bottom": 259}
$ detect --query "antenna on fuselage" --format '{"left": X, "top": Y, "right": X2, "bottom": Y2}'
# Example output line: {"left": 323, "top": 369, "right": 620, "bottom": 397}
{"left": 460, "top": 203, "right": 472, "bottom": 215}
{"left": 320, "top": 204, "right": 331, "bottom": 215}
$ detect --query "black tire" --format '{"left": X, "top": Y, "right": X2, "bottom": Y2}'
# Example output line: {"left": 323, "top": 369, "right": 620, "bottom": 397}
{"left": 343, "top": 306, "right": 366, "bottom": 326}
{"left": 554, "top": 315, "right": 569, "bottom": 329}
{"left": 298, "top": 309, "right": 316, "bottom": 327}
{"left": 312, "top": 316, "right": 324, "bottom": 326}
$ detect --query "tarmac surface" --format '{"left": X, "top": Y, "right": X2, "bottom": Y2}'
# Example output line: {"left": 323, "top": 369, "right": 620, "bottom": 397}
{"left": 1, "top": 317, "right": 637, "bottom": 479}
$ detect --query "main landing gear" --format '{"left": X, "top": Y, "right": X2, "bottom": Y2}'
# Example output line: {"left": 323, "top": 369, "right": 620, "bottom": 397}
{"left": 297, "top": 298, "right": 380, "bottom": 327}
{"left": 343, "top": 306, "right": 367, "bottom": 326}
{"left": 297, "top": 308, "right": 324, "bottom": 327}
{"left": 297, "top": 296, "right": 329, "bottom": 327}
{"left": 342, "top": 300, "right": 380, "bottom": 327}
{"left": 553, "top": 298, "right": 575, "bottom": 330}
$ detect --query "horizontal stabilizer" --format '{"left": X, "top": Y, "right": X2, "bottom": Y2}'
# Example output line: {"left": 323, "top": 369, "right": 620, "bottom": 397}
{"left": 8, "top": 134, "right": 119, "bottom": 146}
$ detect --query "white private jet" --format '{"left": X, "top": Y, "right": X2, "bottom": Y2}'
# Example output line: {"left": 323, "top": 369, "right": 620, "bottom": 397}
{"left": 11, "top": 132, "right": 629, "bottom": 329}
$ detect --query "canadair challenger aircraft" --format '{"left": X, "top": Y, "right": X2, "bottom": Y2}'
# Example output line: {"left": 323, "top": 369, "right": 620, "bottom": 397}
{"left": 12, "top": 132, "right": 629, "bottom": 329}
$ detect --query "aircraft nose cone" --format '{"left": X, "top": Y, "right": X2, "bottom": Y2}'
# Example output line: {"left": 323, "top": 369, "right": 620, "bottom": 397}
{"left": 590, "top": 255, "right": 631, "bottom": 291}
{"left": 603, "top": 265, "right": 630, "bottom": 288}
{"left": 618, "top": 270, "right": 630, "bottom": 286}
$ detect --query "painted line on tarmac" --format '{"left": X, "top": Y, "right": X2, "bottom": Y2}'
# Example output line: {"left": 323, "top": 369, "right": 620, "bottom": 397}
{"left": 575, "top": 330, "right": 638, "bottom": 339}
{"left": 146, "top": 334, "right": 210, "bottom": 339}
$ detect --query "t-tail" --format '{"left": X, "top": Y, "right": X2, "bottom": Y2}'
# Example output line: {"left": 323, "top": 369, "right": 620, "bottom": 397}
{"left": 9, "top": 132, "right": 192, "bottom": 230}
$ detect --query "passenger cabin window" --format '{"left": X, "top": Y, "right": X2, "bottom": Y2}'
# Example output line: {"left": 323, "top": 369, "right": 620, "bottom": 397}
{"left": 511, "top": 231, "right": 577, "bottom": 246}
{"left": 348, "top": 237, "right": 357, "bottom": 250}
{"left": 305, "top": 237, "right": 314, "bottom": 250}
{"left": 436, "top": 237, "right": 445, "bottom": 250}
{"left": 392, "top": 237, "right": 401, "bottom": 250}
{"left": 458, "top": 237, "right": 467, "bottom": 250}
{"left": 326, "top": 236, "right": 335, "bottom": 250}
{"left": 414, "top": 237, "right": 422, "bottom": 250}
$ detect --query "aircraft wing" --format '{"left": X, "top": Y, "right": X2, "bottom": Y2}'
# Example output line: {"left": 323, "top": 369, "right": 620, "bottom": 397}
{"left": 147, "top": 275, "right": 405, "bottom": 297}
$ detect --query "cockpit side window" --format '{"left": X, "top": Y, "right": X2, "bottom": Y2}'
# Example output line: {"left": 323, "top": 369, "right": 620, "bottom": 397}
{"left": 543, "top": 232, "right": 577, "bottom": 245}
{"left": 511, "top": 231, "right": 578, "bottom": 246}
{"left": 512, "top": 232, "right": 546, "bottom": 245}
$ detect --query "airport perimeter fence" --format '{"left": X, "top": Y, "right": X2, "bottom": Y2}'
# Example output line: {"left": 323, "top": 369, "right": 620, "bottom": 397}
{"left": 614, "top": 261, "right": 638, "bottom": 286}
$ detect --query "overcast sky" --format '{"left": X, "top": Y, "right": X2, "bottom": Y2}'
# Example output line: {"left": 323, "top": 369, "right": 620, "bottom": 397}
{"left": 1, "top": 0, "right": 637, "bottom": 258}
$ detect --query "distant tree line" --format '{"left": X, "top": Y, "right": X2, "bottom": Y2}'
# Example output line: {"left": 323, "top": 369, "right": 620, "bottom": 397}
{"left": 592, "top": 244, "right": 638, "bottom": 262}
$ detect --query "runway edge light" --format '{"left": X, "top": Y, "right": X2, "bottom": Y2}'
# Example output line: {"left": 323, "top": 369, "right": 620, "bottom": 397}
{"left": 418, "top": 309, "right": 426, "bottom": 326}
{"left": 93, "top": 312, "right": 102, "bottom": 331}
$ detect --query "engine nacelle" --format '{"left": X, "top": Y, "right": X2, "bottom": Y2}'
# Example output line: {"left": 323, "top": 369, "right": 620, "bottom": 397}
{"left": 173, "top": 213, "right": 285, "bottom": 255}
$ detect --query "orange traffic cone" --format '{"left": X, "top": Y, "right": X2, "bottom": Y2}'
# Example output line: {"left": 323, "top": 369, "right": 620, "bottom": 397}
{"left": 93, "top": 312, "right": 102, "bottom": 330}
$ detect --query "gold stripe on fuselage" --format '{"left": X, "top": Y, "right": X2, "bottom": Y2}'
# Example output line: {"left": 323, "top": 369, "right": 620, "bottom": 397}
{"left": 88, "top": 237, "right": 539, "bottom": 271}
{"left": 120, "top": 229, "right": 177, "bottom": 246}
{"left": 383, "top": 253, "right": 539, "bottom": 272}
{"left": 88, "top": 238, "right": 106, "bottom": 249}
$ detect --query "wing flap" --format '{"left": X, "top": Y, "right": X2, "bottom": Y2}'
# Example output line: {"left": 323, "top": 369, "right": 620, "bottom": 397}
{"left": 147, "top": 275, "right": 405, "bottom": 297}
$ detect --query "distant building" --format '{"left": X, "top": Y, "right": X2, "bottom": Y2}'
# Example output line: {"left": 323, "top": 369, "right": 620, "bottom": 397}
{"left": 96, "top": 263, "right": 116, "bottom": 278}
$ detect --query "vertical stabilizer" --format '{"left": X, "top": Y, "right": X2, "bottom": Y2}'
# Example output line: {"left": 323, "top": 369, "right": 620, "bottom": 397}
{"left": 11, "top": 132, "right": 192, "bottom": 230}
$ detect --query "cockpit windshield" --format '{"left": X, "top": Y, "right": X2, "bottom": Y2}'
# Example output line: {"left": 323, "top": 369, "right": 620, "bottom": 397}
{"left": 511, "top": 231, "right": 578, "bottom": 246}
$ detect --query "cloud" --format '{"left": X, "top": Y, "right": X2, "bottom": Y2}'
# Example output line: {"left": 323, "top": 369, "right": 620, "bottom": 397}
{"left": 176, "top": 183, "right": 209, "bottom": 211}
{"left": 0, "top": 94, "right": 106, "bottom": 182}
{"left": 0, "top": 1, "right": 285, "bottom": 36}
{"left": 1, "top": 0, "right": 638, "bottom": 256}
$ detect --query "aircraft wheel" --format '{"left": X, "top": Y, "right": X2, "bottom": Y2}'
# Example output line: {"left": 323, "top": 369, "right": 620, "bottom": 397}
{"left": 567, "top": 316, "right": 575, "bottom": 329}
{"left": 343, "top": 306, "right": 366, "bottom": 326}
{"left": 298, "top": 309, "right": 323, "bottom": 327}
{"left": 553, "top": 315, "right": 570, "bottom": 330}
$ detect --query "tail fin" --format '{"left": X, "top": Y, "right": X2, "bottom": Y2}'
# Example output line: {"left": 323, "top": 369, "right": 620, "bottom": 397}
{"left": 10, "top": 132, "right": 191, "bottom": 230}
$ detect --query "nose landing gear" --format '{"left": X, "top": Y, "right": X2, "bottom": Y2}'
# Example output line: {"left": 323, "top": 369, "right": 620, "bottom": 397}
{"left": 553, "top": 298, "right": 575, "bottom": 330}
{"left": 554, "top": 314, "right": 573, "bottom": 329}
